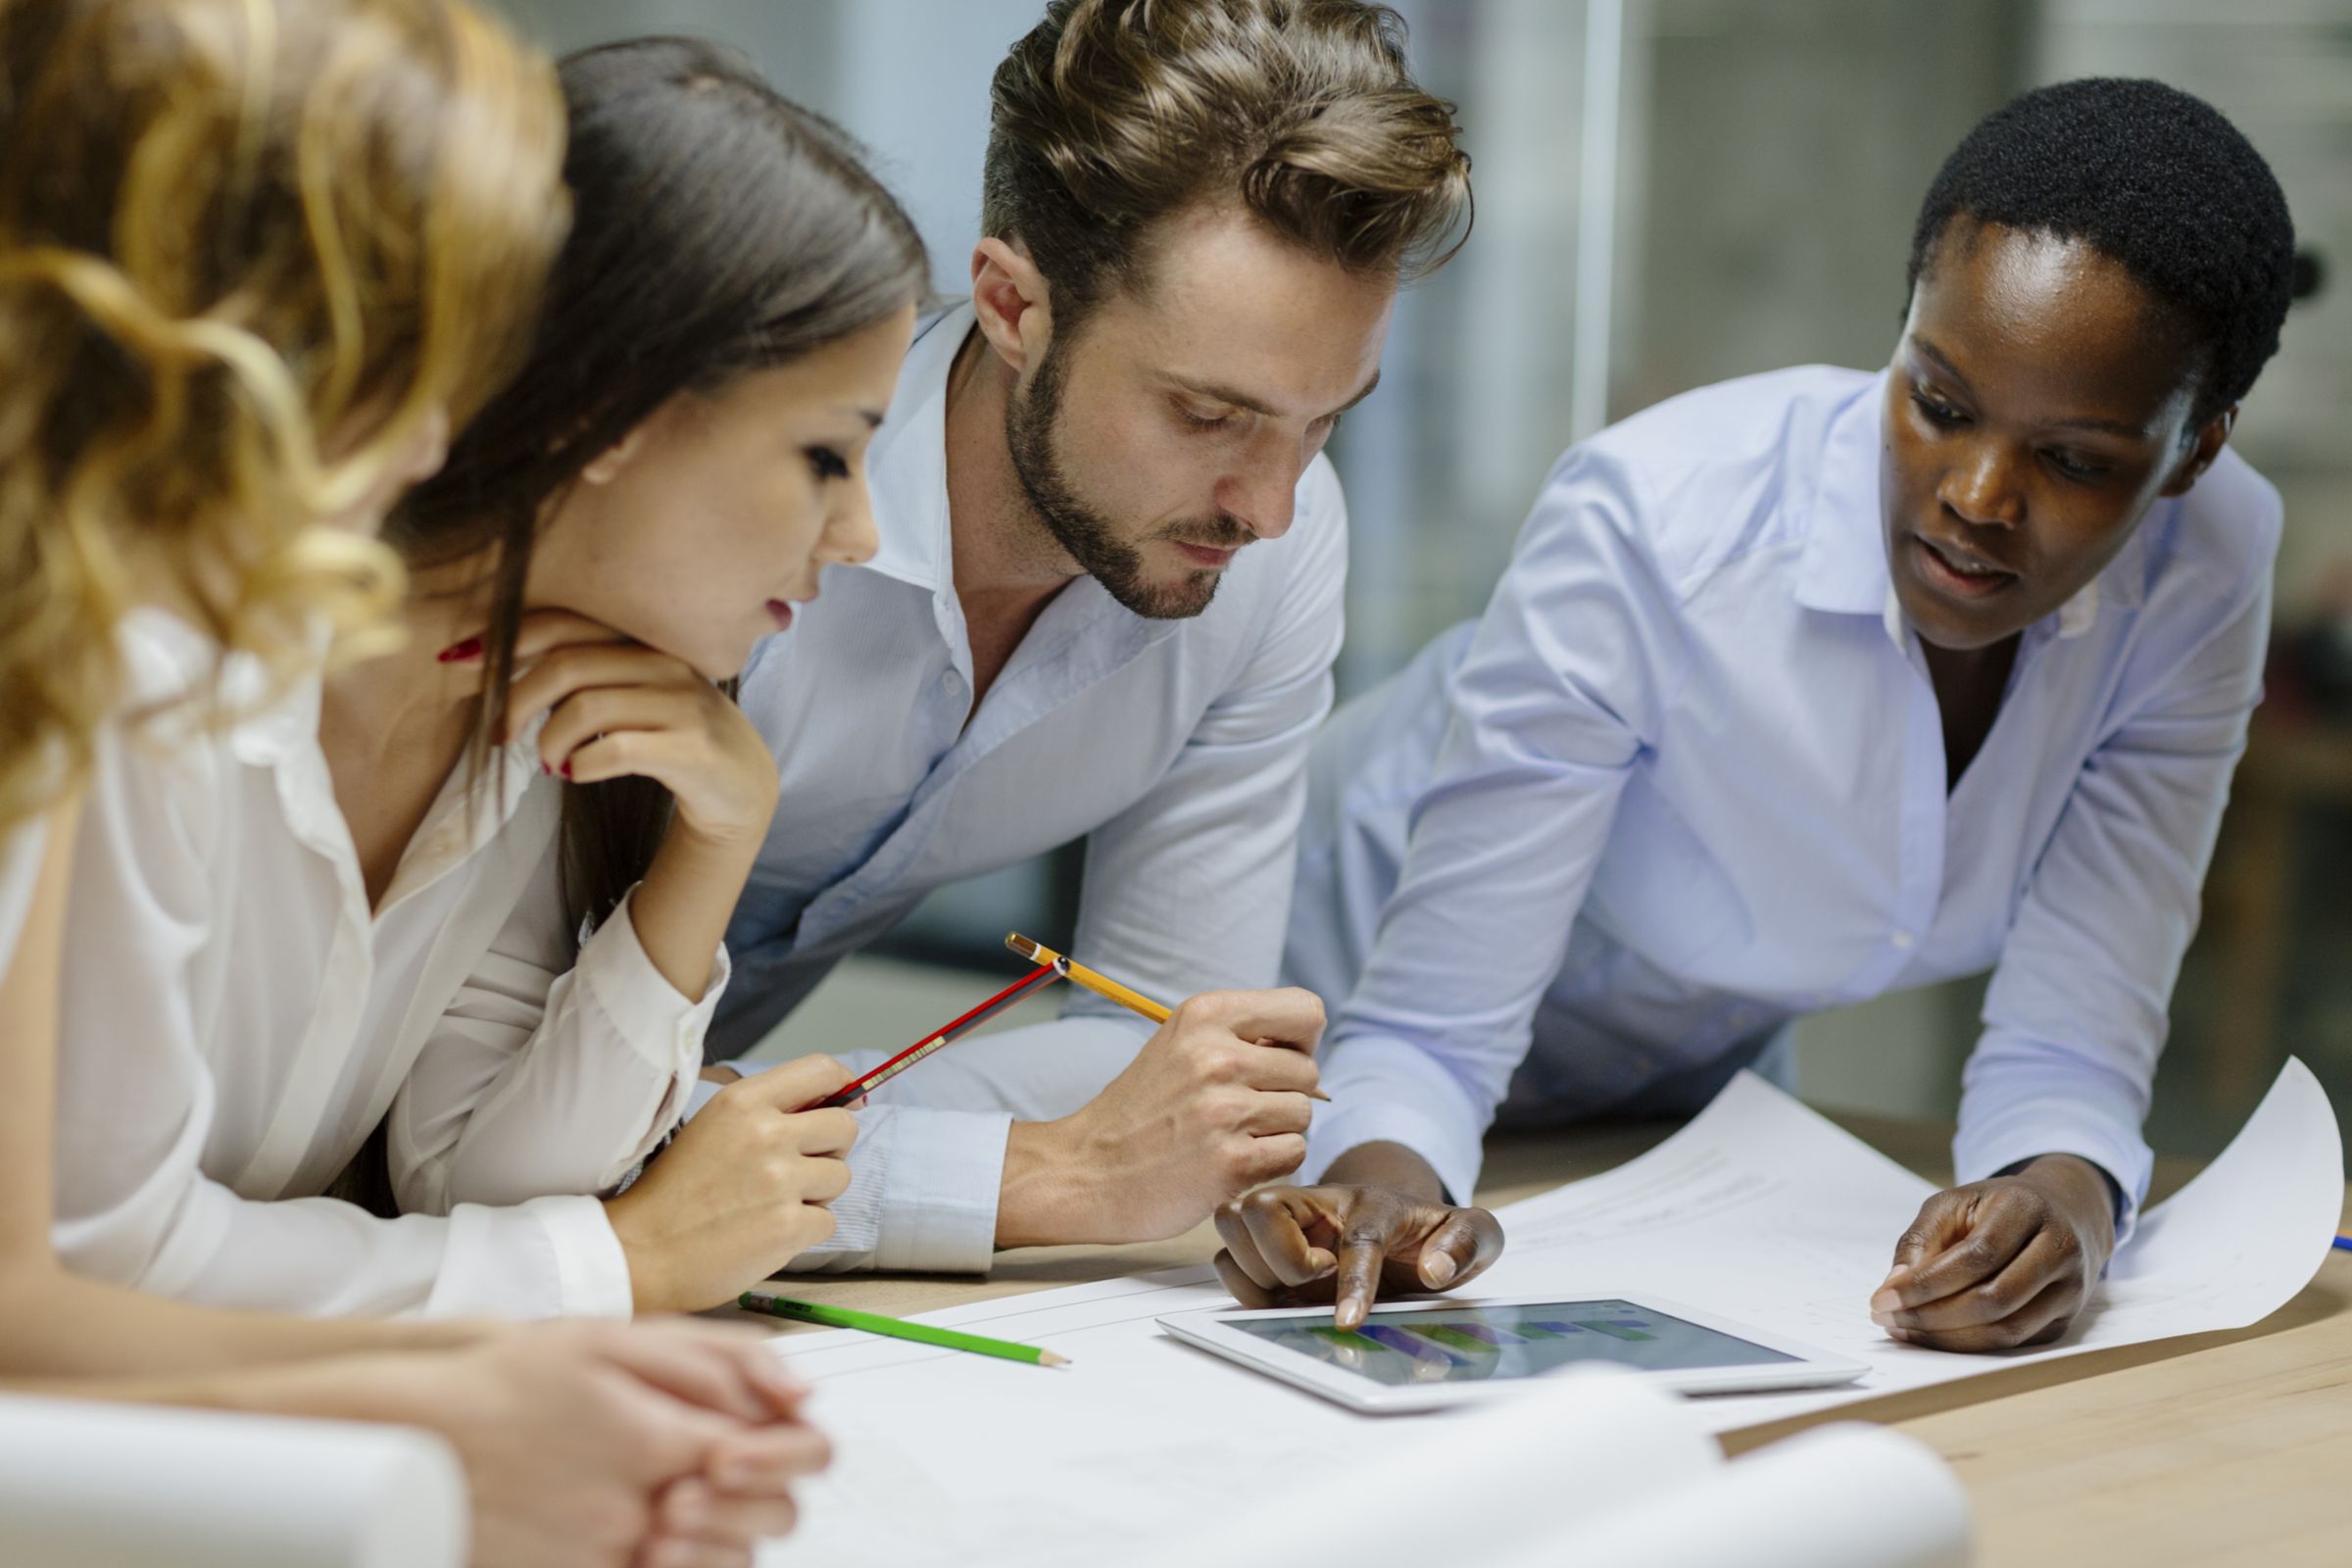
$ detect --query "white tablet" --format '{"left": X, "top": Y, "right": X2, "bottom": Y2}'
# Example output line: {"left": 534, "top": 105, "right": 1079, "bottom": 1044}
{"left": 1158, "top": 1293, "right": 1869, "bottom": 1413}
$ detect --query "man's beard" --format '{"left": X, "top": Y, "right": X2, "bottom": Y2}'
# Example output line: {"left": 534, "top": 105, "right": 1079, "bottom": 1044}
{"left": 1004, "top": 337, "right": 1250, "bottom": 620}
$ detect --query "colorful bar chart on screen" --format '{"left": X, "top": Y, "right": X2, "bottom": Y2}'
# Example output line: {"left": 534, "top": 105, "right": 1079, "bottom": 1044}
{"left": 1232, "top": 1300, "right": 1798, "bottom": 1388}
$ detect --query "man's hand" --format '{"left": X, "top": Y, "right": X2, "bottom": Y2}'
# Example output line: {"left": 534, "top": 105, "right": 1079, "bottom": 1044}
{"left": 1209, "top": 1141, "right": 1500, "bottom": 1328}
{"left": 1870, "top": 1153, "right": 2118, "bottom": 1352}
{"left": 996, "top": 989, "right": 1325, "bottom": 1248}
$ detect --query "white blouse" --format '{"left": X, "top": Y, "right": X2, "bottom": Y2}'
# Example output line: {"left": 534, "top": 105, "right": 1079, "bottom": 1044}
{"left": 33, "top": 612, "right": 721, "bottom": 1319}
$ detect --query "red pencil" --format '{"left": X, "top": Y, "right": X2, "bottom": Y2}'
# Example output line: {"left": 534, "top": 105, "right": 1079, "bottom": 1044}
{"left": 795, "top": 962, "right": 1064, "bottom": 1111}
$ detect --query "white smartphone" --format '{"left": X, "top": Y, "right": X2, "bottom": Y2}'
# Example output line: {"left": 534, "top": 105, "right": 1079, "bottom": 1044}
{"left": 1158, "top": 1293, "right": 1869, "bottom": 1414}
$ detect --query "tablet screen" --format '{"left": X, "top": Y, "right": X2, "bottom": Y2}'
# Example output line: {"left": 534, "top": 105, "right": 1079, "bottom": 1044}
{"left": 1225, "top": 1299, "right": 1799, "bottom": 1387}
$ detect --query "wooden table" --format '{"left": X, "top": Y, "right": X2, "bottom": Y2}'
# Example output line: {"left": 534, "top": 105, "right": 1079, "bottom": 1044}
{"left": 759, "top": 1115, "right": 2352, "bottom": 1567}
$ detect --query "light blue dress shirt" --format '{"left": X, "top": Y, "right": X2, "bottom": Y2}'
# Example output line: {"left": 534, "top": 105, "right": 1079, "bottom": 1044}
{"left": 1287, "top": 366, "right": 2277, "bottom": 1240}
{"left": 723, "top": 305, "right": 1348, "bottom": 1271}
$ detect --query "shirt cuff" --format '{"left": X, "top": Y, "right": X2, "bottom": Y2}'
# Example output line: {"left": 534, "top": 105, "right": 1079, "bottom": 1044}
{"left": 423, "top": 1195, "right": 633, "bottom": 1320}
{"left": 787, "top": 1103, "right": 1008, "bottom": 1275}
{"left": 532, "top": 1193, "right": 635, "bottom": 1315}
{"left": 1305, "top": 1034, "right": 1491, "bottom": 1205}
{"left": 578, "top": 888, "right": 729, "bottom": 1101}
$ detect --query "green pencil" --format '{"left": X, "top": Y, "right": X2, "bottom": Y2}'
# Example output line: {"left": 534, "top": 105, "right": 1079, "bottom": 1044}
{"left": 738, "top": 1293, "right": 1071, "bottom": 1368}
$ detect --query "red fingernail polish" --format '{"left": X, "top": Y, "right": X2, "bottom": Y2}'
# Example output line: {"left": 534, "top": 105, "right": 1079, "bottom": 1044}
{"left": 437, "top": 636, "right": 482, "bottom": 663}
{"left": 540, "top": 761, "right": 552, "bottom": 776}
{"left": 559, "top": 761, "right": 573, "bottom": 779}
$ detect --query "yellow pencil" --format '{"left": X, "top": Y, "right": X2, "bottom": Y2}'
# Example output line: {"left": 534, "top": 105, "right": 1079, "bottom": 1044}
{"left": 1004, "top": 932, "right": 1329, "bottom": 1102}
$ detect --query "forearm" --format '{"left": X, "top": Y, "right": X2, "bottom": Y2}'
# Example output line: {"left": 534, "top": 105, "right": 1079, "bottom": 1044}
{"left": 630, "top": 823, "right": 758, "bottom": 1002}
{"left": 0, "top": 1257, "right": 473, "bottom": 1383}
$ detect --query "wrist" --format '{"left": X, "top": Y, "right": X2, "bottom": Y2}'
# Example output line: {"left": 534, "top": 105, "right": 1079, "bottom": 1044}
{"left": 1321, "top": 1141, "right": 1449, "bottom": 1203}
{"left": 661, "top": 808, "right": 771, "bottom": 866}
{"left": 2018, "top": 1154, "right": 2120, "bottom": 1250}
{"left": 601, "top": 1191, "right": 673, "bottom": 1313}
{"left": 996, "top": 1118, "right": 1099, "bottom": 1249}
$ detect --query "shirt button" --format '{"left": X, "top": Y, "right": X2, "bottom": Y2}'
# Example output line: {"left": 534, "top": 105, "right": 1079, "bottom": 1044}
{"left": 941, "top": 670, "right": 964, "bottom": 694}
{"left": 1890, "top": 929, "right": 1916, "bottom": 951}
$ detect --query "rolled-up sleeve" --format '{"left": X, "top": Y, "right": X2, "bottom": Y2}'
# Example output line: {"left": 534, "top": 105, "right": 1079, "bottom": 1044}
{"left": 1957, "top": 554, "right": 2274, "bottom": 1246}
{"left": 781, "top": 1102, "right": 1008, "bottom": 1275}
{"left": 770, "top": 1009, "right": 1156, "bottom": 1272}
{"left": 1306, "top": 445, "right": 1687, "bottom": 1199}
{"left": 391, "top": 860, "right": 715, "bottom": 1217}
{"left": 53, "top": 727, "right": 633, "bottom": 1321}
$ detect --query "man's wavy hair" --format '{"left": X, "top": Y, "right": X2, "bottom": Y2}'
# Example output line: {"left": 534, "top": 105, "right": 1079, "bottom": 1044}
{"left": 0, "top": 0, "right": 566, "bottom": 839}
{"left": 982, "top": 0, "right": 1471, "bottom": 329}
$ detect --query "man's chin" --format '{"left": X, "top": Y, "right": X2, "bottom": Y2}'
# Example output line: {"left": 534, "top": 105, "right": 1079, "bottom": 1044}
{"left": 1106, "top": 566, "right": 1222, "bottom": 620}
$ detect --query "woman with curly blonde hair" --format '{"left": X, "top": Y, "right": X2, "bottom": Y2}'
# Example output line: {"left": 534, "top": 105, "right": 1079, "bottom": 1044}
{"left": 1, "top": 3, "right": 828, "bottom": 1562}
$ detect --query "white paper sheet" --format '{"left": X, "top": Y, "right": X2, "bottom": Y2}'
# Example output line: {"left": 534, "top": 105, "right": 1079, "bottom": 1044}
{"left": 1123, "top": 1371, "right": 1970, "bottom": 1568}
{"left": 1122, "top": 1368, "right": 1724, "bottom": 1568}
{"left": 1466, "top": 1057, "right": 2341, "bottom": 1434}
{"left": 763, "top": 1059, "right": 2338, "bottom": 1565}
{"left": 1526, "top": 1422, "right": 1970, "bottom": 1568}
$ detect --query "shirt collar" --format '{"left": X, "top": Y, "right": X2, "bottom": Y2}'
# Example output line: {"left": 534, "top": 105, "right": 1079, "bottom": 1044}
{"left": 1796, "top": 368, "right": 2104, "bottom": 643}
{"left": 859, "top": 300, "right": 972, "bottom": 595}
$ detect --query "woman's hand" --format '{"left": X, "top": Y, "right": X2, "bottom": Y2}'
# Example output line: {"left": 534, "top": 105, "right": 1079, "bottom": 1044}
{"left": 605, "top": 1055, "right": 858, "bottom": 1313}
{"left": 1869, "top": 1153, "right": 2119, "bottom": 1351}
{"left": 449, "top": 609, "right": 779, "bottom": 1000}
{"left": 243, "top": 1318, "right": 827, "bottom": 1568}
{"left": 492, "top": 610, "right": 778, "bottom": 852}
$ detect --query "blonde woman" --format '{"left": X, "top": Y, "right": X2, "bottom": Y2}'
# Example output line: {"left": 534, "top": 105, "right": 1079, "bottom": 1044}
{"left": 0, "top": 3, "right": 823, "bottom": 1562}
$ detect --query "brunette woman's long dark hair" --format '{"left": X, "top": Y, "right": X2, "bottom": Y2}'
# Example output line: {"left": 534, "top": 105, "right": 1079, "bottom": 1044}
{"left": 391, "top": 36, "right": 928, "bottom": 934}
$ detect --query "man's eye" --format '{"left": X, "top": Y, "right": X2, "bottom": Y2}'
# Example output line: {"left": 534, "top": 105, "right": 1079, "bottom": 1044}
{"left": 1175, "top": 403, "right": 1233, "bottom": 431}
{"left": 806, "top": 445, "right": 850, "bottom": 481}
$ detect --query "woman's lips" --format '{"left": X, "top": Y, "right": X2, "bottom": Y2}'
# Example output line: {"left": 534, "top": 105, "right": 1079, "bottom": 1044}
{"left": 1911, "top": 533, "right": 2018, "bottom": 601}
{"left": 766, "top": 598, "right": 796, "bottom": 630}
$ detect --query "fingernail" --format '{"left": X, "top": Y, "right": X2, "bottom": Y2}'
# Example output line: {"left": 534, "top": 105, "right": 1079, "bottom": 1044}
{"left": 559, "top": 761, "right": 573, "bottom": 779}
{"left": 1870, "top": 1288, "right": 1901, "bottom": 1314}
{"left": 539, "top": 761, "right": 552, "bottom": 776}
{"left": 1886, "top": 1327, "right": 1912, "bottom": 1344}
{"left": 436, "top": 636, "right": 481, "bottom": 663}
{"left": 1423, "top": 1253, "right": 1457, "bottom": 1287}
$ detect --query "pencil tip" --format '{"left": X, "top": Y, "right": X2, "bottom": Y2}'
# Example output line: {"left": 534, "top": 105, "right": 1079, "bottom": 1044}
{"left": 1041, "top": 1351, "right": 1072, "bottom": 1368}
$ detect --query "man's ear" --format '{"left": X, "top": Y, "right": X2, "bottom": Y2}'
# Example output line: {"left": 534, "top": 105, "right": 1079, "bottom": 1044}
{"left": 970, "top": 236, "right": 1052, "bottom": 376}
{"left": 578, "top": 424, "right": 647, "bottom": 486}
{"left": 2161, "top": 404, "right": 2235, "bottom": 498}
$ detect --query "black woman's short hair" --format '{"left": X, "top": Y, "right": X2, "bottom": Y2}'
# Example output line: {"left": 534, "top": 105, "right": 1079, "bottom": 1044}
{"left": 1907, "top": 77, "right": 2298, "bottom": 423}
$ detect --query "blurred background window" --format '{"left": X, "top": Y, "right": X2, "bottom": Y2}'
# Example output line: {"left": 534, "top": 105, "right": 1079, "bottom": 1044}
{"left": 492, "top": 0, "right": 2352, "bottom": 1158}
